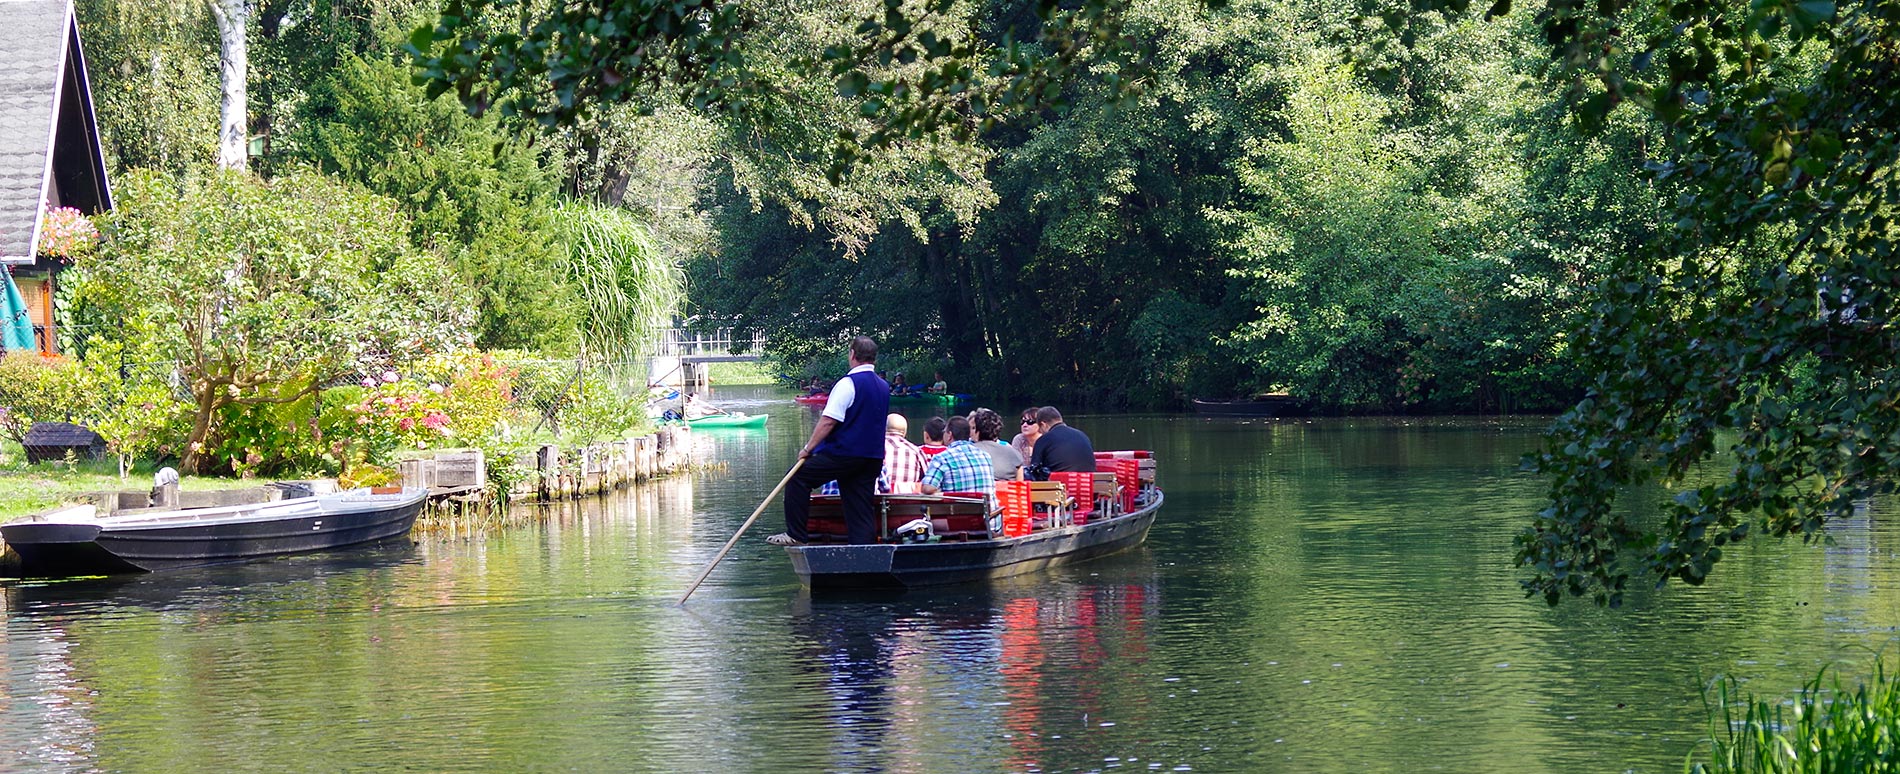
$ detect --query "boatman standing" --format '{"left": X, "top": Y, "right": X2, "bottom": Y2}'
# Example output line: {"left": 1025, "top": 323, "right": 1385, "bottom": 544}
{"left": 770, "top": 336, "right": 891, "bottom": 546}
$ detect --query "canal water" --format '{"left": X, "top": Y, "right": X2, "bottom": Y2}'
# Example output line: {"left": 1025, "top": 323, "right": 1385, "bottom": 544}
{"left": 4, "top": 386, "right": 1899, "bottom": 772}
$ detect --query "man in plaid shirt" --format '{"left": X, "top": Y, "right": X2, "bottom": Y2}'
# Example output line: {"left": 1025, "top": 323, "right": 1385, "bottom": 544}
{"left": 920, "top": 415, "right": 996, "bottom": 497}
{"left": 819, "top": 414, "right": 926, "bottom": 495}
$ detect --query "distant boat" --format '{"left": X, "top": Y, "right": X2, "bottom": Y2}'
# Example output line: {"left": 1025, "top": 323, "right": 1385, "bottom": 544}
{"left": 889, "top": 392, "right": 971, "bottom": 407}
{"left": 1192, "top": 394, "right": 1297, "bottom": 417}
{"left": 666, "top": 413, "right": 768, "bottom": 429}
{"left": 793, "top": 393, "right": 830, "bottom": 406}
{"left": 1, "top": 487, "right": 427, "bottom": 577}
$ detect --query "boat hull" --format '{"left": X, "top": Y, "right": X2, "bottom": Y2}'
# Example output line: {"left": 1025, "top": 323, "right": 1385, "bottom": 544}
{"left": 888, "top": 393, "right": 970, "bottom": 407}
{"left": 1192, "top": 397, "right": 1294, "bottom": 416}
{"left": 2, "top": 491, "right": 426, "bottom": 577}
{"left": 670, "top": 414, "right": 767, "bottom": 429}
{"left": 785, "top": 492, "right": 1162, "bottom": 590}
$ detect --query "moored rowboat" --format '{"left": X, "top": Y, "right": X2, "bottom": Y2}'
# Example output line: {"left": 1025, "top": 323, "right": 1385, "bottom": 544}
{"left": 1, "top": 487, "right": 427, "bottom": 577}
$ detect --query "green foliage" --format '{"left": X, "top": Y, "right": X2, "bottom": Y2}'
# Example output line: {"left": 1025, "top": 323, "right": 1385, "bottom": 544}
{"left": 285, "top": 54, "right": 582, "bottom": 353}
{"left": 1691, "top": 660, "right": 1900, "bottom": 773}
{"left": 1511, "top": 0, "right": 1900, "bottom": 604}
{"left": 553, "top": 201, "right": 683, "bottom": 363}
{"left": 0, "top": 352, "right": 97, "bottom": 445}
{"left": 405, "top": 0, "right": 1146, "bottom": 179}
{"left": 79, "top": 171, "right": 473, "bottom": 474}
{"left": 77, "top": 0, "right": 221, "bottom": 176}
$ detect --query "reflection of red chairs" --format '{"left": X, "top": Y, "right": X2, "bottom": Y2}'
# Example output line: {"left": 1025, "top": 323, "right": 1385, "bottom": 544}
{"left": 1048, "top": 472, "right": 1093, "bottom": 524}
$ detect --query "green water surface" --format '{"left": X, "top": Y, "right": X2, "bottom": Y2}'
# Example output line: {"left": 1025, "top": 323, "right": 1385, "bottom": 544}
{"left": 5, "top": 387, "right": 1897, "bottom": 772}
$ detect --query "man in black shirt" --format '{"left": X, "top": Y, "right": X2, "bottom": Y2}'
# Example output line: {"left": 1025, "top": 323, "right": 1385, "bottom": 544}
{"left": 1027, "top": 406, "right": 1096, "bottom": 473}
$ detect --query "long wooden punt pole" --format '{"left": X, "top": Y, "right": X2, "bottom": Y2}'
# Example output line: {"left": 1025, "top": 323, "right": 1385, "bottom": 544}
{"left": 679, "top": 458, "right": 806, "bottom": 605}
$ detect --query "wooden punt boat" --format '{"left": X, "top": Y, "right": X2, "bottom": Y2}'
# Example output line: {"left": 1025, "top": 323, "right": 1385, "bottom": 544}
{"left": 782, "top": 488, "right": 1163, "bottom": 591}
{"left": 0, "top": 487, "right": 427, "bottom": 578}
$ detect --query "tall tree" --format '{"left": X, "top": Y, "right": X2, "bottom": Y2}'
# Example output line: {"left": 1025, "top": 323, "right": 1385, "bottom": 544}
{"left": 206, "top": 0, "right": 250, "bottom": 169}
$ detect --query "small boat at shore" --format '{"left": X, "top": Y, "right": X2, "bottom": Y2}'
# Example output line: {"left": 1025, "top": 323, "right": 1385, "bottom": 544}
{"left": 1192, "top": 394, "right": 1297, "bottom": 417}
{"left": 794, "top": 393, "right": 830, "bottom": 406}
{"left": 0, "top": 487, "right": 427, "bottom": 578}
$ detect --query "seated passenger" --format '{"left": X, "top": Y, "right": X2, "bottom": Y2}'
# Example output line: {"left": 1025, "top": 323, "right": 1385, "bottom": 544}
{"left": 918, "top": 416, "right": 950, "bottom": 460}
{"left": 969, "top": 407, "right": 1024, "bottom": 480}
{"left": 919, "top": 415, "right": 996, "bottom": 497}
{"left": 1027, "top": 406, "right": 1096, "bottom": 473}
{"left": 1010, "top": 407, "right": 1043, "bottom": 459}
{"left": 881, "top": 413, "right": 926, "bottom": 494}
{"left": 928, "top": 371, "right": 949, "bottom": 394}
{"left": 684, "top": 393, "right": 722, "bottom": 419}
{"left": 820, "top": 413, "right": 925, "bottom": 496}
{"left": 891, "top": 373, "right": 908, "bottom": 394}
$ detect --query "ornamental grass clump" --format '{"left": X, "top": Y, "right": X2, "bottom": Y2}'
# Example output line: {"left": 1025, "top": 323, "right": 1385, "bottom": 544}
{"left": 1692, "top": 660, "right": 1900, "bottom": 773}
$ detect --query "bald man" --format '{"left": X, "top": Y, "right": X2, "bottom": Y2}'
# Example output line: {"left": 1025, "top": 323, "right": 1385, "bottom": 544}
{"left": 882, "top": 413, "right": 926, "bottom": 494}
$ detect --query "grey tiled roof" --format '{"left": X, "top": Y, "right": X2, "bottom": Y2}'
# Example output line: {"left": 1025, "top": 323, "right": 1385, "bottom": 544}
{"left": 0, "top": 0, "right": 71, "bottom": 263}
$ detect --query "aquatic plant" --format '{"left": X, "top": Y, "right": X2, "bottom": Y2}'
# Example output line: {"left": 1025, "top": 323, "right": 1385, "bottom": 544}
{"left": 1691, "top": 659, "right": 1900, "bottom": 773}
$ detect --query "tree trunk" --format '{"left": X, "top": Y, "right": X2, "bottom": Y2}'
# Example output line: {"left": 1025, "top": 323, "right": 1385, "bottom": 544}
{"left": 207, "top": 0, "right": 249, "bottom": 171}
{"left": 182, "top": 385, "right": 222, "bottom": 475}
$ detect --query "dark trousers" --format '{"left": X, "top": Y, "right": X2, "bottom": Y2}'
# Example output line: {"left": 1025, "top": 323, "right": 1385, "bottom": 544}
{"left": 784, "top": 453, "right": 883, "bottom": 544}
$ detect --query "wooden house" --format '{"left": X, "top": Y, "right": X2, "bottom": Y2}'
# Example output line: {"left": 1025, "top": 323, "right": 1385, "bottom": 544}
{"left": 0, "top": 0, "right": 111, "bottom": 355}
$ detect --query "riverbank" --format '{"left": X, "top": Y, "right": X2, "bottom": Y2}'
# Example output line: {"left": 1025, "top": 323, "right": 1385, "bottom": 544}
{"left": 0, "top": 444, "right": 265, "bottom": 518}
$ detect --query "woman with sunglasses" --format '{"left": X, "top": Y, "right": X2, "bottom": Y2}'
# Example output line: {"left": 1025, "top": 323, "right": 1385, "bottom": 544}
{"left": 1010, "top": 408, "right": 1044, "bottom": 461}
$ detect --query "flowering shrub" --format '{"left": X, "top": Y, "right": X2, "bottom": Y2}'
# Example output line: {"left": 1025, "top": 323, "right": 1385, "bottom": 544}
{"left": 36, "top": 207, "right": 99, "bottom": 259}
{"left": 346, "top": 350, "right": 518, "bottom": 466}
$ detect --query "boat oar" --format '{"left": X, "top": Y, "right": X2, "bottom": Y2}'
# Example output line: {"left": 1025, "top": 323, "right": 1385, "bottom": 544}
{"left": 678, "top": 458, "right": 806, "bottom": 605}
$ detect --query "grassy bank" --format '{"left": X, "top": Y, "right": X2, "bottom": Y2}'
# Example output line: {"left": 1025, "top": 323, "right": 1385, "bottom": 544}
{"left": 0, "top": 442, "right": 264, "bottom": 519}
{"left": 705, "top": 360, "right": 777, "bottom": 385}
{"left": 1692, "top": 659, "right": 1900, "bottom": 772}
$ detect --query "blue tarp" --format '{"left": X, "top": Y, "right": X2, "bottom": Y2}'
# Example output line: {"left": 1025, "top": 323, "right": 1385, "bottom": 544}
{"left": 2, "top": 268, "right": 35, "bottom": 351}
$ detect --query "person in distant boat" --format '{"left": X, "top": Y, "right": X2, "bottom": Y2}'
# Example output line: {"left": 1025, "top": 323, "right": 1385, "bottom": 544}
{"left": 684, "top": 393, "right": 726, "bottom": 420}
{"left": 928, "top": 372, "right": 949, "bottom": 394}
{"left": 1010, "top": 408, "right": 1043, "bottom": 459}
{"left": 891, "top": 372, "right": 908, "bottom": 394}
{"left": 969, "top": 407, "right": 1024, "bottom": 480}
{"left": 770, "top": 336, "right": 890, "bottom": 546}
{"left": 1027, "top": 406, "right": 1096, "bottom": 474}
{"left": 919, "top": 415, "right": 996, "bottom": 497}
{"left": 919, "top": 416, "right": 950, "bottom": 460}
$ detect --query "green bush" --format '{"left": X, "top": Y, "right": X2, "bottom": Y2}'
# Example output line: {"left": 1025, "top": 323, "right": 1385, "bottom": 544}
{"left": 0, "top": 352, "right": 96, "bottom": 445}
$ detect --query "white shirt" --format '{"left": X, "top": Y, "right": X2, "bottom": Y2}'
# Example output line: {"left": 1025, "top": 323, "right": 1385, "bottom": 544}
{"left": 822, "top": 364, "right": 876, "bottom": 422}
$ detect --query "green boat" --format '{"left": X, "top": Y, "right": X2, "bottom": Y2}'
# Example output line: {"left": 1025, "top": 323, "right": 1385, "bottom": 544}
{"left": 666, "top": 413, "right": 768, "bottom": 429}
{"left": 888, "top": 392, "right": 971, "bottom": 407}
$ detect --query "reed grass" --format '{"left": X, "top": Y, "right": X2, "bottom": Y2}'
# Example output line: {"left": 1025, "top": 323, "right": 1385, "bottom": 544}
{"left": 553, "top": 201, "right": 683, "bottom": 366}
{"left": 1691, "top": 658, "right": 1900, "bottom": 773}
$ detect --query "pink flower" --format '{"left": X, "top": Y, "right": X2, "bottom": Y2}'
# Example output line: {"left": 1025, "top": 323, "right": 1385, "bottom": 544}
{"left": 421, "top": 412, "right": 448, "bottom": 430}
{"left": 382, "top": 370, "right": 400, "bottom": 384}
{"left": 398, "top": 417, "right": 415, "bottom": 431}
{"left": 427, "top": 383, "right": 445, "bottom": 394}
{"left": 360, "top": 377, "right": 377, "bottom": 389}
